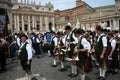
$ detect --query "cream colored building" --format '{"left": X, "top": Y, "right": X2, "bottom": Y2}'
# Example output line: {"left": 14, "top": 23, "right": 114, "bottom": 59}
{"left": 11, "top": 0, "right": 120, "bottom": 33}
{"left": 55, "top": 0, "right": 120, "bottom": 31}
{"left": 11, "top": 0, "right": 55, "bottom": 33}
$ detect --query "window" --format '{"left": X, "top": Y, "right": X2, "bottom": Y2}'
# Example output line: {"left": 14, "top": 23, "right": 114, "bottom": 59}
{"left": 37, "top": 25, "right": 40, "bottom": 30}
{"left": 49, "top": 8, "right": 51, "bottom": 11}
{"left": 20, "top": 26, "right": 22, "bottom": 31}
{"left": 24, "top": 25, "right": 28, "bottom": 31}
{"left": 24, "top": 15, "right": 28, "bottom": 21}
{"left": 106, "top": 21, "right": 110, "bottom": 27}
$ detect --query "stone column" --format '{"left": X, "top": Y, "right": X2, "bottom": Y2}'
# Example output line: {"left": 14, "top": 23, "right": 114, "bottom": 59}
{"left": 40, "top": 16, "right": 42, "bottom": 30}
{"left": 14, "top": 15, "right": 17, "bottom": 32}
{"left": 32, "top": 16, "right": 35, "bottom": 31}
{"left": 113, "top": 19, "right": 119, "bottom": 30}
{"left": 45, "top": 17, "right": 49, "bottom": 31}
{"left": 22, "top": 15, "right": 24, "bottom": 31}
{"left": 116, "top": 19, "right": 119, "bottom": 30}
{"left": 52, "top": 17, "right": 55, "bottom": 31}
{"left": 28, "top": 15, "right": 30, "bottom": 31}
{"left": 110, "top": 20, "right": 113, "bottom": 30}
{"left": 17, "top": 15, "right": 20, "bottom": 31}
{"left": 34, "top": 16, "right": 36, "bottom": 29}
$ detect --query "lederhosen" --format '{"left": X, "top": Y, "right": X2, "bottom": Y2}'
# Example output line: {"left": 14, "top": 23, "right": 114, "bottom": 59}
{"left": 68, "top": 32, "right": 76, "bottom": 58}
{"left": 107, "top": 38, "right": 119, "bottom": 69}
{"left": 58, "top": 36, "right": 65, "bottom": 61}
{"left": 76, "top": 36, "right": 87, "bottom": 68}
{"left": 95, "top": 35, "right": 107, "bottom": 66}
{"left": 50, "top": 36, "right": 57, "bottom": 56}
{"left": 18, "top": 42, "right": 31, "bottom": 72}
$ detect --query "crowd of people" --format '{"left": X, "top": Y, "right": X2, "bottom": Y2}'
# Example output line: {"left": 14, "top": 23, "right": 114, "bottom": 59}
{"left": 0, "top": 24, "right": 120, "bottom": 80}
{"left": 46, "top": 24, "right": 120, "bottom": 80}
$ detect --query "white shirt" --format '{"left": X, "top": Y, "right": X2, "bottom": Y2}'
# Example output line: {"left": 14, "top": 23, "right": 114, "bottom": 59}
{"left": 79, "top": 35, "right": 90, "bottom": 51}
{"left": 26, "top": 39, "right": 32, "bottom": 46}
{"left": 68, "top": 32, "right": 78, "bottom": 44}
{"left": 20, "top": 42, "right": 32, "bottom": 60}
{"left": 97, "top": 33, "right": 107, "bottom": 47}
{"left": 53, "top": 36, "right": 58, "bottom": 46}
{"left": 109, "top": 38, "right": 116, "bottom": 50}
{"left": 16, "top": 37, "right": 20, "bottom": 47}
{"left": 62, "top": 35, "right": 67, "bottom": 47}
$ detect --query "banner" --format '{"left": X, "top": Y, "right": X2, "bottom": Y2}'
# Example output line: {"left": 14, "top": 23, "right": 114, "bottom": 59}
{"left": 0, "top": 15, "right": 5, "bottom": 35}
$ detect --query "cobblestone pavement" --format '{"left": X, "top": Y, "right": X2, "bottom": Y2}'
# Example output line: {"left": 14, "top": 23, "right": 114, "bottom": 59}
{"left": 0, "top": 53, "right": 120, "bottom": 80}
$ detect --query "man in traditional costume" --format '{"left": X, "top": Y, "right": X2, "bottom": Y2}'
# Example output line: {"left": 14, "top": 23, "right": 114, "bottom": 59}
{"left": 18, "top": 34, "right": 32, "bottom": 80}
{"left": 94, "top": 25, "right": 107, "bottom": 80}
{"left": 57, "top": 30, "right": 66, "bottom": 71}
{"left": 64, "top": 24, "right": 78, "bottom": 77}
{"left": 50, "top": 30, "right": 58, "bottom": 67}
{"left": 73, "top": 29, "right": 90, "bottom": 80}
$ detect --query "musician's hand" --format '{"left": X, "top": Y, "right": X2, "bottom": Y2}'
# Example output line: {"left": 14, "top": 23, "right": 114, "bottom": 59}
{"left": 53, "top": 49, "right": 56, "bottom": 53}
{"left": 100, "top": 54, "right": 104, "bottom": 60}
{"left": 71, "top": 60, "right": 76, "bottom": 63}
{"left": 27, "top": 60, "right": 30, "bottom": 65}
{"left": 67, "top": 42, "right": 70, "bottom": 46}
{"left": 91, "top": 48, "right": 95, "bottom": 52}
{"left": 109, "top": 53, "right": 112, "bottom": 57}
{"left": 74, "top": 49, "right": 78, "bottom": 54}
{"left": 87, "top": 52, "right": 89, "bottom": 58}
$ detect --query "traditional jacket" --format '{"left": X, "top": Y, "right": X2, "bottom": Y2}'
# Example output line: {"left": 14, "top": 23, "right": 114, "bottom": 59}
{"left": 69, "top": 32, "right": 76, "bottom": 50}
{"left": 95, "top": 35, "right": 106, "bottom": 56}
{"left": 50, "top": 36, "right": 56, "bottom": 49}
{"left": 78, "top": 36, "right": 86, "bottom": 59}
{"left": 18, "top": 42, "right": 28, "bottom": 61}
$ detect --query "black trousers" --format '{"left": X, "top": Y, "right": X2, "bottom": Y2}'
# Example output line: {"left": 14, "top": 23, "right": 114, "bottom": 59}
{"left": 20, "top": 59, "right": 32, "bottom": 73}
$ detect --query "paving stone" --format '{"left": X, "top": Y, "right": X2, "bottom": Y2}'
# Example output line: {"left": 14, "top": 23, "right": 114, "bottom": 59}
{"left": 0, "top": 53, "right": 119, "bottom": 80}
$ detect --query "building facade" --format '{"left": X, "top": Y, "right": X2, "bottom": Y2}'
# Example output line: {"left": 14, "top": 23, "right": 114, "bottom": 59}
{"left": 11, "top": 0, "right": 55, "bottom": 33}
{"left": 11, "top": 0, "right": 120, "bottom": 33}
{"left": 55, "top": 0, "right": 120, "bottom": 31}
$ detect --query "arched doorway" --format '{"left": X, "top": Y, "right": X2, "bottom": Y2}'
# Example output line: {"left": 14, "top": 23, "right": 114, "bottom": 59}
{"left": 49, "top": 22, "right": 52, "bottom": 31}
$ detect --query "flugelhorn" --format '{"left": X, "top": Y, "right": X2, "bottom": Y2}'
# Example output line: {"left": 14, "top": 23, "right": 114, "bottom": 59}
{"left": 73, "top": 46, "right": 79, "bottom": 61}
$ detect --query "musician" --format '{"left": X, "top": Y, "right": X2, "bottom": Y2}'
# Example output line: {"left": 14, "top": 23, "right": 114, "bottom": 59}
{"left": 57, "top": 31, "right": 66, "bottom": 71}
{"left": 73, "top": 29, "right": 90, "bottom": 80}
{"left": 64, "top": 25, "right": 78, "bottom": 77}
{"left": 107, "top": 32, "right": 119, "bottom": 73}
{"left": 94, "top": 25, "right": 107, "bottom": 80}
{"left": 18, "top": 34, "right": 32, "bottom": 80}
{"left": 50, "top": 30, "right": 58, "bottom": 67}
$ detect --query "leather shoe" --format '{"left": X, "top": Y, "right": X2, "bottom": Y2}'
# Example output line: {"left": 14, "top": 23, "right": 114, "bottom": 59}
{"left": 68, "top": 73, "right": 78, "bottom": 77}
{"left": 99, "top": 77, "right": 105, "bottom": 80}
{"left": 51, "top": 65, "right": 57, "bottom": 67}
{"left": 95, "top": 76, "right": 101, "bottom": 79}
{"left": 59, "top": 68, "right": 66, "bottom": 72}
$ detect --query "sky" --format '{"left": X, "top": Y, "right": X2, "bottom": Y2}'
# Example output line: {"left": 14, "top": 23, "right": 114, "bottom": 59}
{"left": 19, "top": 0, "right": 115, "bottom": 10}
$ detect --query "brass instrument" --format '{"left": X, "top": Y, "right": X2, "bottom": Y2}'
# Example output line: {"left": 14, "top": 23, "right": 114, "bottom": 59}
{"left": 73, "top": 37, "right": 81, "bottom": 61}
{"left": 66, "top": 38, "right": 70, "bottom": 51}
{"left": 73, "top": 46, "right": 79, "bottom": 61}
{"left": 58, "top": 45, "right": 65, "bottom": 61}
